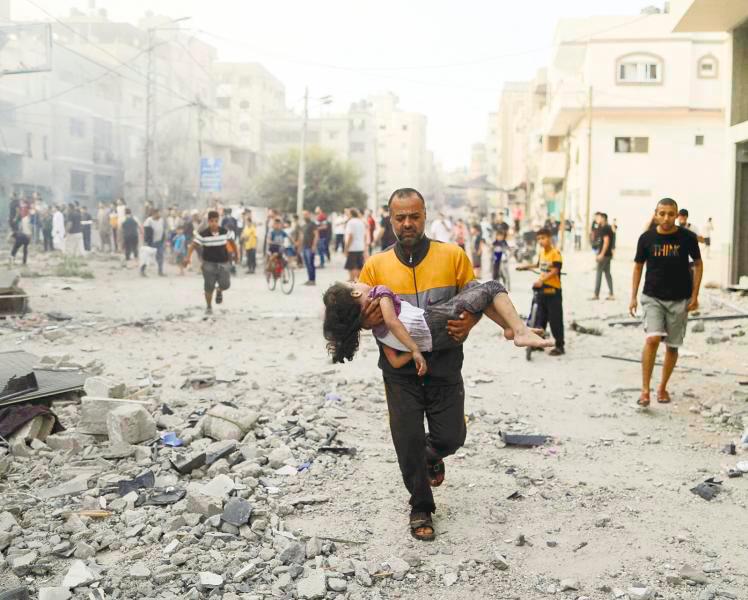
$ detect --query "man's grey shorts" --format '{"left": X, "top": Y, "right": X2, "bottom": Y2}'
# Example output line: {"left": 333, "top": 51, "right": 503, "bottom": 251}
{"left": 641, "top": 293, "right": 688, "bottom": 348}
{"left": 202, "top": 261, "right": 231, "bottom": 293}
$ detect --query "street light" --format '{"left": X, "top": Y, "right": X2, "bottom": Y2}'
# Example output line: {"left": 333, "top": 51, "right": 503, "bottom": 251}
{"left": 296, "top": 87, "right": 333, "bottom": 217}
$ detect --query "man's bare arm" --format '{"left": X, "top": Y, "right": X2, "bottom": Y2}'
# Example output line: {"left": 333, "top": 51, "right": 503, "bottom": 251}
{"left": 629, "top": 262, "right": 644, "bottom": 316}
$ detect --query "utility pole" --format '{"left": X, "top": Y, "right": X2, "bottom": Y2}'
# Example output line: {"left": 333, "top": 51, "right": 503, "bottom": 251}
{"left": 559, "top": 127, "right": 572, "bottom": 248}
{"left": 584, "top": 85, "right": 593, "bottom": 249}
{"left": 296, "top": 86, "right": 308, "bottom": 218}
{"left": 144, "top": 27, "right": 155, "bottom": 208}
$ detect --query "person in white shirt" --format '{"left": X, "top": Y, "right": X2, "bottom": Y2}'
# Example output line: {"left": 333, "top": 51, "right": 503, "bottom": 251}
{"left": 344, "top": 208, "right": 367, "bottom": 281}
{"left": 333, "top": 212, "right": 347, "bottom": 253}
{"left": 430, "top": 213, "right": 452, "bottom": 243}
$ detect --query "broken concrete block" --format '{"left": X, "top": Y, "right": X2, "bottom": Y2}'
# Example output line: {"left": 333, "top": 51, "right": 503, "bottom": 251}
{"left": 45, "top": 433, "right": 96, "bottom": 453}
{"left": 61, "top": 560, "right": 100, "bottom": 589}
{"left": 38, "top": 473, "right": 92, "bottom": 499}
{"left": 201, "top": 404, "right": 259, "bottom": 441}
{"left": 83, "top": 376, "right": 126, "bottom": 399}
{"left": 297, "top": 570, "right": 327, "bottom": 599}
{"left": 222, "top": 497, "right": 252, "bottom": 527}
{"left": 106, "top": 405, "right": 157, "bottom": 444}
{"left": 9, "top": 550, "right": 37, "bottom": 575}
{"left": 186, "top": 493, "right": 223, "bottom": 517}
{"left": 38, "top": 589, "right": 71, "bottom": 600}
{"left": 199, "top": 474, "right": 236, "bottom": 498}
{"left": 77, "top": 397, "right": 152, "bottom": 435}
{"left": 0, "top": 511, "right": 19, "bottom": 533}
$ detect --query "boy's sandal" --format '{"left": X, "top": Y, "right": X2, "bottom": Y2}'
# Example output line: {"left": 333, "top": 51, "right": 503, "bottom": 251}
{"left": 409, "top": 512, "right": 435, "bottom": 542}
{"left": 637, "top": 392, "right": 651, "bottom": 407}
{"left": 427, "top": 459, "right": 445, "bottom": 487}
{"left": 657, "top": 390, "right": 671, "bottom": 404}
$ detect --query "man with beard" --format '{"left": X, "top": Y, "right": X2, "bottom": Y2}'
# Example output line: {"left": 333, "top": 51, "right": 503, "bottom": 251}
{"left": 357, "top": 188, "right": 529, "bottom": 542}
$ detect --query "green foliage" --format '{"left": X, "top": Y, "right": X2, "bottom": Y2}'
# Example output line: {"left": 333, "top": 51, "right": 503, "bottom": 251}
{"left": 54, "top": 256, "right": 94, "bottom": 279}
{"left": 256, "top": 147, "right": 367, "bottom": 214}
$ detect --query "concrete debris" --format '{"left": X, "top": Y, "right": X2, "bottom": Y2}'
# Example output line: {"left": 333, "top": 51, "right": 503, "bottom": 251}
{"left": 106, "top": 404, "right": 157, "bottom": 444}
{"left": 297, "top": 570, "right": 327, "bottom": 599}
{"left": 202, "top": 404, "right": 259, "bottom": 441}
{"left": 77, "top": 397, "right": 152, "bottom": 435}
{"left": 83, "top": 376, "right": 127, "bottom": 399}
{"left": 61, "top": 560, "right": 100, "bottom": 589}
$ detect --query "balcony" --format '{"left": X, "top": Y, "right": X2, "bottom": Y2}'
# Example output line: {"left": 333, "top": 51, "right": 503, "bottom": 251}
{"left": 540, "top": 150, "right": 566, "bottom": 183}
{"left": 543, "top": 78, "right": 586, "bottom": 136}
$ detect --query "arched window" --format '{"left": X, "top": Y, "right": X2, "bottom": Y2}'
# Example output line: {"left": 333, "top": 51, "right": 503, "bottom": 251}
{"left": 697, "top": 55, "right": 718, "bottom": 79}
{"left": 616, "top": 53, "right": 663, "bottom": 84}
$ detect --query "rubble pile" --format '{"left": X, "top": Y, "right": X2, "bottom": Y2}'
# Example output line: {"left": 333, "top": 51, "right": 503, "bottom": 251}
{"left": 0, "top": 369, "right": 389, "bottom": 599}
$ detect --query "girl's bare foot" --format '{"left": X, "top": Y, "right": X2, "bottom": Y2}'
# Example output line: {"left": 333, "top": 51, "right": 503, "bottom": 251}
{"left": 504, "top": 327, "right": 544, "bottom": 341}
{"left": 513, "top": 328, "right": 554, "bottom": 349}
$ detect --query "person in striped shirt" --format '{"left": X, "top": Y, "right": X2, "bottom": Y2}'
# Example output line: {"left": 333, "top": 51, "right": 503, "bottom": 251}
{"left": 184, "top": 210, "right": 238, "bottom": 315}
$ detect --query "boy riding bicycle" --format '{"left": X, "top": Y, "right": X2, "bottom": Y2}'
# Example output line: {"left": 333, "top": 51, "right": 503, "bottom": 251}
{"left": 265, "top": 218, "right": 289, "bottom": 274}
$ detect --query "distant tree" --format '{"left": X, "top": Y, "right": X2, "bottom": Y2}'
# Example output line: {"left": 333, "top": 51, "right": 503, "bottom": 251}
{"left": 256, "top": 147, "right": 367, "bottom": 214}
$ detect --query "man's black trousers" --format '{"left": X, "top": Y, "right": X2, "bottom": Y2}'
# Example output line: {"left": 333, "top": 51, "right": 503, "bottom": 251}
{"left": 536, "top": 290, "right": 564, "bottom": 349}
{"left": 383, "top": 378, "right": 466, "bottom": 515}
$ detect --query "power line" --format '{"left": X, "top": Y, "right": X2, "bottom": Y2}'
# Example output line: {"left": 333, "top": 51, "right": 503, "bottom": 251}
{"left": 22, "top": 0, "right": 197, "bottom": 106}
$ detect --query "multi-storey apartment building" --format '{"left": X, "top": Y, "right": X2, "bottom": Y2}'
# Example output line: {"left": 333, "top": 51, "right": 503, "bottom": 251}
{"left": 542, "top": 13, "right": 727, "bottom": 248}
{"left": 673, "top": 0, "right": 748, "bottom": 285}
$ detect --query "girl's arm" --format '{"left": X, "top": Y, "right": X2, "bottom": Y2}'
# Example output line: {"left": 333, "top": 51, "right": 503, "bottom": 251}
{"left": 382, "top": 345, "right": 413, "bottom": 369}
{"left": 379, "top": 297, "right": 427, "bottom": 375}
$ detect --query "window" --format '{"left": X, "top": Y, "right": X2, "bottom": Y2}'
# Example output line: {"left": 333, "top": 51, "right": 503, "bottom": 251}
{"left": 614, "top": 137, "right": 649, "bottom": 153}
{"left": 132, "top": 96, "right": 143, "bottom": 109}
{"left": 70, "top": 118, "right": 86, "bottom": 138}
{"left": 616, "top": 53, "right": 663, "bottom": 84}
{"left": 402, "top": 124, "right": 408, "bottom": 131}
{"left": 216, "top": 97, "right": 231, "bottom": 109}
{"left": 328, "top": 131, "right": 338, "bottom": 140}
{"left": 239, "top": 76, "right": 252, "bottom": 86}
{"left": 239, "top": 100, "right": 250, "bottom": 110}
{"left": 26, "top": 133, "right": 32, "bottom": 157}
{"left": 239, "top": 123, "right": 250, "bottom": 132}
{"left": 350, "top": 142, "right": 365, "bottom": 152}
{"left": 698, "top": 55, "right": 718, "bottom": 79}
{"left": 43, "top": 136, "right": 48, "bottom": 160}
{"left": 70, "top": 170, "right": 87, "bottom": 193}
{"left": 695, "top": 135, "right": 705, "bottom": 146}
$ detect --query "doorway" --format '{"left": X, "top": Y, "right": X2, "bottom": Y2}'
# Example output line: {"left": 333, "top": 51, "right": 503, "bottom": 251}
{"left": 733, "top": 141, "right": 748, "bottom": 284}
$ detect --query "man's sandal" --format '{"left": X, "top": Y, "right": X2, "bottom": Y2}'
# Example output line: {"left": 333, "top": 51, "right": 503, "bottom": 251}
{"left": 637, "top": 392, "right": 651, "bottom": 407}
{"left": 657, "top": 390, "right": 671, "bottom": 404}
{"left": 427, "top": 459, "right": 445, "bottom": 487}
{"left": 409, "top": 512, "right": 435, "bottom": 542}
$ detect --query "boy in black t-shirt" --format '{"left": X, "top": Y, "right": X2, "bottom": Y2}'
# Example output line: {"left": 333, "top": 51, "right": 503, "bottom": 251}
{"left": 629, "top": 198, "right": 702, "bottom": 408}
{"left": 184, "top": 210, "right": 237, "bottom": 314}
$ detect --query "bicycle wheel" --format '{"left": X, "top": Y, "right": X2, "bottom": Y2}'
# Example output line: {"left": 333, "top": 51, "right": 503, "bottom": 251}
{"left": 281, "top": 263, "right": 295, "bottom": 294}
{"left": 266, "top": 268, "right": 277, "bottom": 291}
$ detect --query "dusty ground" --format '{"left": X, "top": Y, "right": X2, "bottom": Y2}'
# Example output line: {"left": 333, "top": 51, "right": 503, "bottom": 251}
{"left": 1, "top": 244, "right": 747, "bottom": 599}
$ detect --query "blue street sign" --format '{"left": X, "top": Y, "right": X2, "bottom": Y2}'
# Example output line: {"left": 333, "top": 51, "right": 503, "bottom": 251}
{"left": 200, "top": 158, "right": 223, "bottom": 192}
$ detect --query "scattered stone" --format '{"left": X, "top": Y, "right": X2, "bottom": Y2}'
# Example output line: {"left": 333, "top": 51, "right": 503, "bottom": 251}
{"left": 492, "top": 553, "right": 510, "bottom": 570}
{"left": 106, "top": 404, "right": 157, "bottom": 444}
{"left": 327, "top": 577, "right": 347, "bottom": 592}
{"left": 385, "top": 556, "right": 410, "bottom": 580}
{"left": 681, "top": 565, "right": 709, "bottom": 585}
{"left": 199, "top": 572, "right": 223, "bottom": 589}
{"left": 9, "top": 551, "right": 37, "bottom": 576}
{"left": 222, "top": 497, "right": 252, "bottom": 526}
{"left": 38, "top": 589, "right": 72, "bottom": 600}
{"left": 297, "top": 570, "right": 327, "bottom": 599}
{"left": 202, "top": 404, "right": 259, "bottom": 441}
{"left": 129, "top": 562, "right": 151, "bottom": 580}
{"left": 279, "top": 542, "right": 306, "bottom": 565}
{"left": 61, "top": 560, "right": 100, "bottom": 589}
{"left": 443, "top": 572, "right": 459, "bottom": 586}
{"left": 560, "top": 578, "right": 580, "bottom": 591}
{"left": 629, "top": 584, "right": 655, "bottom": 599}
{"left": 84, "top": 376, "right": 127, "bottom": 399}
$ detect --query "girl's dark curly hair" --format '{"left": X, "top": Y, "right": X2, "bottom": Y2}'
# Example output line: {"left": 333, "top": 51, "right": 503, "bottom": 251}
{"left": 323, "top": 283, "right": 363, "bottom": 363}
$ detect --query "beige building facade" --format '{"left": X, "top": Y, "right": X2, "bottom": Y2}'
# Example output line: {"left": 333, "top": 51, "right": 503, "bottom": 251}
{"left": 541, "top": 14, "right": 727, "bottom": 249}
{"left": 673, "top": 0, "right": 748, "bottom": 285}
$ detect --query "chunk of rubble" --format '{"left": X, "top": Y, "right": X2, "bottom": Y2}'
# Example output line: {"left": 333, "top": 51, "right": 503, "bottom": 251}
{"left": 61, "top": 560, "right": 100, "bottom": 589}
{"left": 202, "top": 404, "right": 259, "bottom": 441}
{"left": 106, "top": 404, "right": 157, "bottom": 444}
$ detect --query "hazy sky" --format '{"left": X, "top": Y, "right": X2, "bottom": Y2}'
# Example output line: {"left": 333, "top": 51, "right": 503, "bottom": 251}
{"left": 14, "top": 0, "right": 656, "bottom": 169}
